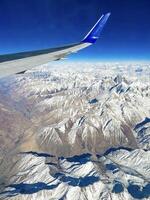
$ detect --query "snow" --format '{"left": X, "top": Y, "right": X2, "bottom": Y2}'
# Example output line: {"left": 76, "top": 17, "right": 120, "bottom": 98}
{"left": 0, "top": 62, "right": 150, "bottom": 199}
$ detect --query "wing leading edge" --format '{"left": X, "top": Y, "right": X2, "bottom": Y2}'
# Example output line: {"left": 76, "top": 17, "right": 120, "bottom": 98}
{"left": 0, "top": 13, "right": 110, "bottom": 78}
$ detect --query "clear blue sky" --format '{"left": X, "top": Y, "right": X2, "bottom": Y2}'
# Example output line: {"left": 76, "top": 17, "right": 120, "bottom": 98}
{"left": 0, "top": 0, "right": 150, "bottom": 61}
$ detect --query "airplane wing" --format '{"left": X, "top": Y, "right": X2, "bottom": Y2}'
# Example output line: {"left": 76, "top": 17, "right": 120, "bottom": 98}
{"left": 0, "top": 13, "right": 110, "bottom": 78}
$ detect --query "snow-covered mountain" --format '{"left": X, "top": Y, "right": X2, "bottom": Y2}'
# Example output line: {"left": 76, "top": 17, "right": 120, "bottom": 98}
{"left": 0, "top": 62, "right": 149, "bottom": 199}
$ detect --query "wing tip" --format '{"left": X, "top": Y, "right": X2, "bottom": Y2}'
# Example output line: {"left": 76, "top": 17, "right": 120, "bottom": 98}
{"left": 82, "top": 12, "right": 111, "bottom": 44}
